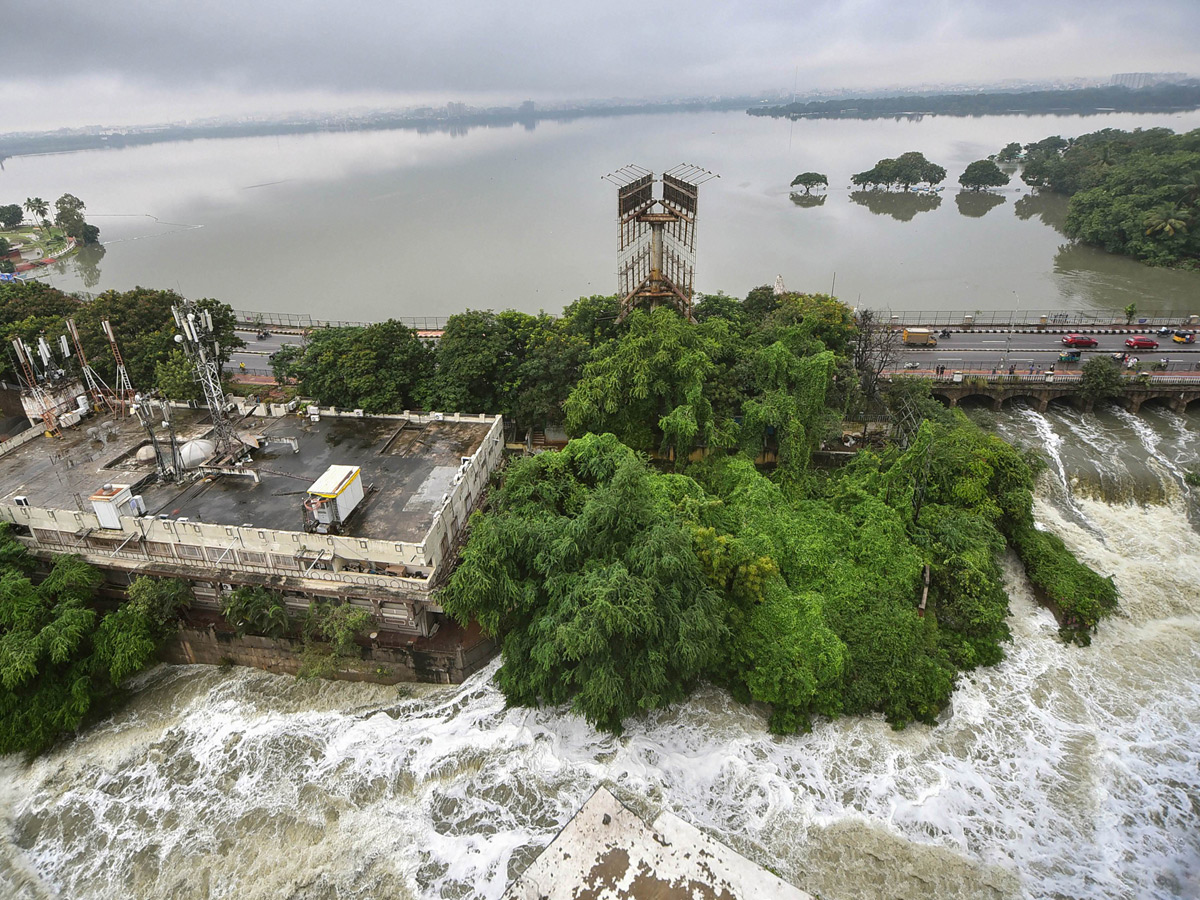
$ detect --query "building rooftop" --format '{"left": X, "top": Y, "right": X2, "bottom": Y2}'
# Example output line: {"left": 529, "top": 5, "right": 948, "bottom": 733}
{"left": 0, "top": 410, "right": 493, "bottom": 543}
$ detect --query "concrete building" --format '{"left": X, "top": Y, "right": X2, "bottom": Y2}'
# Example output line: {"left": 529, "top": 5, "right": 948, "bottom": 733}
{"left": 0, "top": 400, "right": 503, "bottom": 649}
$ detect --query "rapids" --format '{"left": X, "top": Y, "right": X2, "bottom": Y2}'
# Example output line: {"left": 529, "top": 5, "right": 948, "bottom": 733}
{"left": 1, "top": 405, "right": 1198, "bottom": 900}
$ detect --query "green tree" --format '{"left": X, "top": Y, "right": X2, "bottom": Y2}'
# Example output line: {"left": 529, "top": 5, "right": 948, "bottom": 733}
{"left": 54, "top": 194, "right": 88, "bottom": 241}
{"left": 0, "top": 528, "right": 179, "bottom": 756}
{"left": 0, "top": 205, "right": 23, "bottom": 229}
{"left": 440, "top": 434, "right": 727, "bottom": 733}
{"left": 996, "top": 142, "right": 1023, "bottom": 162}
{"left": 958, "top": 159, "right": 1011, "bottom": 191}
{"left": 790, "top": 172, "right": 828, "bottom": 193}
{"left": 221, "top": 587, "right": 290, "bottom": 639}
{"left": 293, "top": 320, "right": 434, "bottom": 413}
{"left": 23, "top": 197, "right": 48, "bottom": 232}
{"left": 1079, "top": 356, "right": 1125, "bottom": 404}
{"left": 564, "top": 307, "right": 736, "bottom": 458}
{"left": 1123, "top": 302, "right": 1138, "bottom": 324}
{"left": 154, "top": 349, "right": 204, "bottom": 401}
{"left": 1142, "top": 203, "right": 1189, "bottom": 238}
{"left": 424, "top": 309, "right": 543, "bottom": 417}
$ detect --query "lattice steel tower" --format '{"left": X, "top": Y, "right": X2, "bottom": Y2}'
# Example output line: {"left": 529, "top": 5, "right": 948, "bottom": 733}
{"left": 171, "top": 300, "right": 242, "bottom": 462}
{"left": 605, "top": 164, "right": 717, "bottom": 322}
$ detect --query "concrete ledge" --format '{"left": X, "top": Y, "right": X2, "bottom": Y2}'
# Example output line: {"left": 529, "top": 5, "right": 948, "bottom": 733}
{"left": 504, "top": 787, "right": 811, "bottom": 900}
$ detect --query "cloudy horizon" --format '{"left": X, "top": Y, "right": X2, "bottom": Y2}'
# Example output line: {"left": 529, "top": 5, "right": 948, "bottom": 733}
{"left": 4, "top": 0, "right": 1198, "bottom": 133}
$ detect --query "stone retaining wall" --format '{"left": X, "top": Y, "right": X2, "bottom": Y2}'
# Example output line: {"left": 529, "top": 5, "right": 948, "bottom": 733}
{"left": 163, "top": 626, "right": 496, "bottom": 685}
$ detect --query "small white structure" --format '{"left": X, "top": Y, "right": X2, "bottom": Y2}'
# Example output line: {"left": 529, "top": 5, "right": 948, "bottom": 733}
{"left": 179, "top": 439, "right": 216, "bottom": 468}
{"left": 89, "top": 484, "right": 134, "bottom": 530}
{"left": 304, "top": 465, "right": 364, "bottom": 533}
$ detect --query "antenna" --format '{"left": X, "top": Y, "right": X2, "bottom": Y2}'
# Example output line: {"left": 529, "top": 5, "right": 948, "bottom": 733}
{"left": 171, "top": 299, "right": 242, "bottom": 462}
{"left": 66, "top": 317, "right": 116, "bottom": 413}
{"left": 12, "top": 338, "right": 60, "bottom": 436}
{"left": 101, "top": 319, "right": 136, "bottom": 413}
{"left": 604, "top": 163, "right": 718, "bottom": 322}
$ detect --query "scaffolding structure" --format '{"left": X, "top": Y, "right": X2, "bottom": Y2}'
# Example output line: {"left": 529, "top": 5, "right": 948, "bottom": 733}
{"left": 605, "top": 163, "right": 717, "bottom": 322}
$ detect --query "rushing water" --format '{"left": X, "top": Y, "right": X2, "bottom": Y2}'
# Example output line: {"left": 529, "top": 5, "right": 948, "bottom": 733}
{"left": 5, "top": 109, "right": 1200, "bottom": 320}
{"left": 1, "top": 405, "right": 1198, "bottom": 900}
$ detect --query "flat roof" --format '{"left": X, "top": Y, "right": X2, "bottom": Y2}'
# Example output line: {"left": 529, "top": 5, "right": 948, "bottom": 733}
{"left": 0, "top": 410, "right": 492, "bottom": 543}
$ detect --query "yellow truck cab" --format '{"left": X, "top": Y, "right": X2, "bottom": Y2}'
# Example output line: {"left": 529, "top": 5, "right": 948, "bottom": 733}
{"left": 902, "top": 327, "right": 938, "bottom": 347}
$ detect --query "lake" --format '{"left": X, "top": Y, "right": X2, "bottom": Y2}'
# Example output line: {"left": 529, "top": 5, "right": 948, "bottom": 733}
{"left": 4, "top": 109, "right": 1200, "bottom": 321}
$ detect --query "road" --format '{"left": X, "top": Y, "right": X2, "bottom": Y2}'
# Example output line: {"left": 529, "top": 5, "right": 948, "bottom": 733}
{"left": 226, "top": 330, "right": 301, "bottom": 374}
{"left": 895, "top": 328, "right": 1199, "bottom": 374}
{"left": 221, "top": 325, "right": 1200, "bottom": 377}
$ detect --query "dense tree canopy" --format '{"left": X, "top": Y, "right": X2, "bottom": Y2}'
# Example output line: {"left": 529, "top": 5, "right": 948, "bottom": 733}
{"left": 0, "top": 527, "right": 190, "bottom": 757}
{"left": 444, "top": 290, "right": 1118, "bottom": 734}
{"left": 959, "top": 159, "right": 1010, "bottom": 191}
{"left": 853, "top": 152, "right": 946, "bottom": 190}
{"left": 0, "top": 283, "right": 242, "bottom": 393}
{"left": 1018, "top": 127, "right": 1200, "bottom": 267}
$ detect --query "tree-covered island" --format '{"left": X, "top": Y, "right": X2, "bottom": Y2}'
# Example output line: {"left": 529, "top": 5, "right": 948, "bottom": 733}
{"left": 1014, "top": 127, "right": 1200, "bottom": 268}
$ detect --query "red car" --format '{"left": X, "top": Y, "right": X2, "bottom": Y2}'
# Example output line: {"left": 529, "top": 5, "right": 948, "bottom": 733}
{"left": 1062, "top": 334, "right": 1099, "bottom": 348}
{"left": 1125, "top": 335, "right": 1159, "bottom": 350}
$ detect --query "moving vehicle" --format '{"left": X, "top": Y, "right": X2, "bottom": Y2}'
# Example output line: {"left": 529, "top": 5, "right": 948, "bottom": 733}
{"left": 1173, "top": 330, "right": 1196, "bottom": 344}
{"left": 1058, "top": 349, "right": 1082, "bottom": 363}
{"left": 902, "top": 327, "right": 937, "bottom": 347}
{"left": 1125, "top": 335, "right": 1159, "bottom": 350}
{"left": 1062, "top": 334, "right": 1099, "bottom": 348}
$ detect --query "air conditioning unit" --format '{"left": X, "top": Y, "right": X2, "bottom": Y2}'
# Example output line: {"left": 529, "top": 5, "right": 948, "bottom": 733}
{"left": 14, "top": 496, "right": 30, "bottom": 507}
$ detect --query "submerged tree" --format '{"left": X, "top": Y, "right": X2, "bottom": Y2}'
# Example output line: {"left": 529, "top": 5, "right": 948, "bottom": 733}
{"left": 959, "top": 159, "right": 1010, "bottom": 191}
{"left": 790, "top": 172, "right": 829, "bottom": 194}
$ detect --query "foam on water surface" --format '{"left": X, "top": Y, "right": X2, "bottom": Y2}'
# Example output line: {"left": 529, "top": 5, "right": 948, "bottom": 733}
{"left": 2, "top": 408, "right": 1199, "bottom": 900}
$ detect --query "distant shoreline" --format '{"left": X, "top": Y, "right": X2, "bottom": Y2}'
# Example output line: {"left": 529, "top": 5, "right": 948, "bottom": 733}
{"left": 4, "top": 85, "right": 1200, "bottom": 160}
{"left": 748, "top": 83, "right": 1200, "bottom": 121}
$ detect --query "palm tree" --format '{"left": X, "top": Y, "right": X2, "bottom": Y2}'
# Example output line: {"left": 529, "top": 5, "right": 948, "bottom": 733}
{"left": 1143, "top": 203, "right": 1189, "bottom": 238}
{"left": 23, "top": 197, "right": 49, "bottom": 234}
{"left": 1172, "top": 170, "right": 1200, "bottom": 209}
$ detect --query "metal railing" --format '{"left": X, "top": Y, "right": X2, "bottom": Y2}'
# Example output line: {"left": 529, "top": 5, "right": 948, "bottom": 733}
{"left": 889, "top": 367, "right": 1200, "bottom": 386}
{"left": 234, "top": 309, "right": 448, "bottom": 331}
{"left": 880, "top": 309, "right": 1198, "bottom": 328}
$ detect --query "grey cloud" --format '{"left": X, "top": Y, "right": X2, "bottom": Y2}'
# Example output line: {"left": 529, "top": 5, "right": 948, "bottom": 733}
{"left": 5, "top": 0, "right": 1199, "bottom": 129}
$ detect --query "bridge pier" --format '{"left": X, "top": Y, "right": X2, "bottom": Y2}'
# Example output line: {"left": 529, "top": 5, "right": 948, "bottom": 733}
{"left": 1173, "top": 395, "right": 1190, "bottom": 414}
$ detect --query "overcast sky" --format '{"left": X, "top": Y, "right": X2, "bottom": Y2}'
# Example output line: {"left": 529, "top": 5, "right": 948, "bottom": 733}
{"left": 4, "top": 0, "right": 1199, "bottom": 132}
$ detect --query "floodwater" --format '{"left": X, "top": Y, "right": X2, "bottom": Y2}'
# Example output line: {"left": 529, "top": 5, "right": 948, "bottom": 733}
{"left": 4, "top": 109, "right": 1200, "bottom": 320}
{"left": 1, "top": 403, "right": 1198, "bottom": 900}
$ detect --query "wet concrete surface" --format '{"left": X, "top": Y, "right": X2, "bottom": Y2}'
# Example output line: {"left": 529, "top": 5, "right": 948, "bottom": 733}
{"left": 1, "top": 410, "right": 491, "bottom": 542}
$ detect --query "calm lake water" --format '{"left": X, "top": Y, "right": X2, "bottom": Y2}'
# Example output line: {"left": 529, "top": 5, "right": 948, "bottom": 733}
{"left": 4, "top": 109, "right": 1200, "bottom": 320}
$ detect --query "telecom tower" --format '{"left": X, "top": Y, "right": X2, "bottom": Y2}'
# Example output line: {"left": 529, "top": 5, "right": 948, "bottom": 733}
{"left": 65, "top": 317, "right": 115, "bottom": 413}
{"left": 101, "top": 319, "right": 136, "bottom": 413}
{"left": 10, "top": 338, "right": 59, "bottom": 436}
{"left": 605, "top": 164, "right": 717, "bottom": 322}
{"left": 171, "top": 300, "right": 242, "bottom": 461}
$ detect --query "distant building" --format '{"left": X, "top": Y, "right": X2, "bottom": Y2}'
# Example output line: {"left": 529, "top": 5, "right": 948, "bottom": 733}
{"left": 445, "top": 102, "right": 467, "bottom": 117}
{"left": 1110, "top": 73, "right": 1188, "bottom": 89}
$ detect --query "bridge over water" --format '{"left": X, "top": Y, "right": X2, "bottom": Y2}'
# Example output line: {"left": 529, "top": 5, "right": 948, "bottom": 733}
{"left": 898, "top": 371, "right": 1200, "bottom": 414}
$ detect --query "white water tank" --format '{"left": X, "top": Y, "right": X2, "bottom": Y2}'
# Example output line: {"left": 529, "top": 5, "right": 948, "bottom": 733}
{"left": 179, "top": 439, "right": 216, "bottom": 468}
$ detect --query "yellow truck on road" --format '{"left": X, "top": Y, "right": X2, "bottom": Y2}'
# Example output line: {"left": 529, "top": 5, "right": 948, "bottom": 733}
{"left": 902, "top": 327, "right": 938, "bottom": 347}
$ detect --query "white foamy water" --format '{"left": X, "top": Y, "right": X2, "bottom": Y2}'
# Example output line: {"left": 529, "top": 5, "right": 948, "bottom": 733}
{"left": 2, "top": 409, "right": 1199, "bottom": 900}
